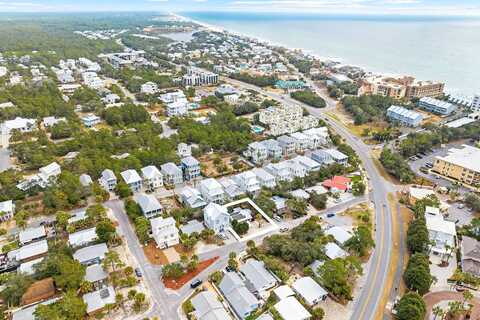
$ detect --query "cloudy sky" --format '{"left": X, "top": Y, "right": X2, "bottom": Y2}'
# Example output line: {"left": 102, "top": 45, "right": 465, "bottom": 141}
{"left": 0, "top": 0, "right": 479, "bottom": 15}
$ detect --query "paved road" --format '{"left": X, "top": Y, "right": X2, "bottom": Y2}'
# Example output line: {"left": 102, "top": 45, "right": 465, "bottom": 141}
{"left": 0, "top": 148, "right": 12, "bottom": 172}
{"left": 223, "top": 76, "right": 399, "bottom": 320}
{"left": 106, "top": 191, "right": 366, "bottom": 319}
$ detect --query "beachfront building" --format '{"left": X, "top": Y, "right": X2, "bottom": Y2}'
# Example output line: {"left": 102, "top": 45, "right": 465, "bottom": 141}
{"left": 418, "top": 97, "right": 457, "bottom": 116}
{"left": 433, "top": 144, "right": 480, "bottom": 187}
{"left": 182, "top": 67, "right": 218, "bottom": 86}
{"left": 387, "top": 105, "right": 424, "bottom": 127}
{"left": 473, "top": 94, "right": 480, "bottom": 112}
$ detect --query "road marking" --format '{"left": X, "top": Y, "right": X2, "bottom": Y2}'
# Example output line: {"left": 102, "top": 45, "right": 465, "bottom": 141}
{"left": 357, "top": 206, "right": 386, "bottom": 320}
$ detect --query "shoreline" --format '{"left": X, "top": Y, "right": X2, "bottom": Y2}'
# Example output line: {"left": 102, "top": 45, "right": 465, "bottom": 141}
{"left": 171, "top": 13, "right": 474, "bottom": 99}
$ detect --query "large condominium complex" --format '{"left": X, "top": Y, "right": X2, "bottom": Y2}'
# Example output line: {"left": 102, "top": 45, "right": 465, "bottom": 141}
{"left": 433, "top": 145, "right": 480, "bottom": 187}
{"left": 386, "top": 105, "right": 424, "bottom": 127}
{"left": 258, "top": 104, "right": 319, "bottom": 136}
{"left": 359, "top": 75, "right": 444, "bottom": 100}
{"left": 473, "top": 94, "right": 480, "bottom": 112}
{"left": 418, "top": 97, "right": 457, "bottom": 116}
{"left": 182, "top": 67, "right": 218, "bottom": 86}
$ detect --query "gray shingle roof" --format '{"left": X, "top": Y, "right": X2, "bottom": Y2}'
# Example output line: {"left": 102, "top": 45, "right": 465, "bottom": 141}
{"left": 219, "top": 272, "right": 259, "bottom": 319}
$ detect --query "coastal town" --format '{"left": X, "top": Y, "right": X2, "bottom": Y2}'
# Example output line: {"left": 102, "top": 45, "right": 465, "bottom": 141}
{"left": 0, "top": 12, "right": 479, "bottom": 320}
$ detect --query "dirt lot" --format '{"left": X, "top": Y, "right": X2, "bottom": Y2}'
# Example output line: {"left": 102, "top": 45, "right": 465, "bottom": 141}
{"left": 163, "top": 256, "right": 219, "bottom": 290}
{"left": 199, "top": 153, "right": 251, "bottom": 178}
{"left": 143, "top": 241, "right": 170, "bottom": 265}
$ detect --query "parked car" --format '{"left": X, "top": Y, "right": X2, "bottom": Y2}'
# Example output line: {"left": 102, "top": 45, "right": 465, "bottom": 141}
{"left": 190, "top": 279, "right": 202, "bottom": 289}
{"left": 135, "top": 268, "right": 142, "bottom": 277}
{"left": 273, "top": 215, "right": 282, "bottom": 222}
{"left": 326, "top": 213, "right": 335, "bottom": 218}
{"left": 225, "top": 265, "right": 236, "bottom": 272}
{"left": 280, "top": 227, "right": 289, "bottom": 233}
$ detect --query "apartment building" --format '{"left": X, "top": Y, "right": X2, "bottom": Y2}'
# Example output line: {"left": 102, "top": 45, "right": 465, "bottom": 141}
{"left": 258, "top": 104, "right": 319, "bottom": 136}
{"left": 433, "top": 144, "right": 480, "bottom": 186}
{"left": 182, "top": 67, "right": 218, "bottom": 86}
{"left": 418, "top": 97, "right": 457, "bottom": 116}
{"left": 405, "top": 80, "right": 445, "bottom": 100}
{"left": 386, "top": 105, "right": 424, "bottom": 127}
{"left": 472, "top": 94, "right": 480, "bottom": 112}
{"left": 360, "top": 75, "right": 444, "bottom": 100}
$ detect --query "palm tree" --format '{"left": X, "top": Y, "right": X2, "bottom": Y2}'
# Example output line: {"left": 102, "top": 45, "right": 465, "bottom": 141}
{"left": 432, "top": 306, "right": 445, "bottom": 320}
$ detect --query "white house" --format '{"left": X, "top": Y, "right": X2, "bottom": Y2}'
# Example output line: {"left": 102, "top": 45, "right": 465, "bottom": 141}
{"left": 0, "top": 200, "right": 15, "bottom": 222}
{"left": 68, "top": 227, "right": 98, "bottom": 248}
{"left": 274, "top": 296, "right": 311, "bottom": 320}
{"left": 203, "top": 203, "right": 230, "bottom": 234}
{"left": 290, "top": 132, "right": 312, "bottom": 152}
{"left": 141, "top": 81, "right": 158, "bottom": 95}
{"left": 303, "top": 127, "right": 329, "bottom": 148}
{"left": 160, "top": 162, "right": 183, "bottom": 185}
{"left": 245, "top": 141, "right": 268, "bottom": 164}
{"left": 99, "top": 169, "right": 117, "bottom": 191}
{"left": 311, "top": 149, "right": 348, "bottom": 166}
{"left": 426, "top": 215, "right": 457, "bottom": 255}
{"left": 325, "top": 226, "right": 352, "bottom": 245}
{"left": 166, "top": 100, "right": 188, "bottom": 117}
{"left": 325, "top": 242, "right": 348, "bottom": 260}
{"left": 252, "top": 168, "right": 276, "bottom": 189}
{"left": 134, "top": 193, "right": 163, "bottom": 219}
{"left": 141, "top": 165, "right": 163, "bottom": 190}
{"left": 0, "top": 117, "right": 36, "bottom": 147}
{"left": 219, "top": 177, "right": 245, "bottom": 201}
{"left": 43, "top": 116, "right": 66, "bottom": 128}
{"left": 239, "top": 259, "right": 277, "bottom": 299}
{"left": 199, "top": 178, "right": 225, "bottom": 204}
{"left": 38, "top": 162, "right": 61, "bottom": 187}
{"left": 180, "top": 186, "right": 207, "bottom": 209}
{"left": 81, "top": 114, "right": 101, "bottom": 128}
{"left": 265, "top": 162, "right": 293, "bottom": 182}
{"left": 292, "top": 277, "right": 328, "bottom": 306}
{"left": 177, "top": 143, "right": 192, "bottom": 158}
{"left": 151, "top": 216, "right": 179, "bottom": 249}
{"left": 120, "top": 169, "right": 142, "bottom": 192}
{"left": 233, "top": 171, "right": 261, "bottom": 195}
{"left": 293, "top": 155, "right": 322, "bottom": 172}
{"left": 19, "top": 226, "right": 46, "bottom": 245}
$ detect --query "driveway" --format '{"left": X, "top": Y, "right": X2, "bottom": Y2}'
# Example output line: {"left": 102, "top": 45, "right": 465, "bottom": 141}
{"left": 0, "top": 148, "right": 12, "bottom": 172}
{"left": 423, "top": 291, "right": 480, "bottom": 319}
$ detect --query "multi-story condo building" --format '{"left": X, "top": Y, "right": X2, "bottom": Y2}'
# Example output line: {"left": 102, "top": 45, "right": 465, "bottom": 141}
{"left": 181, "top": 156, "right": 201, "bottom": 181}
{"left": 360, "top": 75, "right": 444, "bottom": 100}
{"left": 166, "top": 101, "right": 188, "bottom": 117}
{"left": 258, "top": 105, "right": 319, "bottom": 136}
{"left": 387, "top": 105, "right": 424, "bottom": 127}
{"left": 472, "top": 94, "right": 480, "bottom": 112}
{"left": 182, "top": 67, "right": 218, "bottom": 86}
{"left": 418, "top": 97, "right": 457, "bottom": 116}
{"left": 433, "top": 144, "right": 480, "bottom": 187}
{"left": 405, "top": 80, "right": 445, "bottom": 100}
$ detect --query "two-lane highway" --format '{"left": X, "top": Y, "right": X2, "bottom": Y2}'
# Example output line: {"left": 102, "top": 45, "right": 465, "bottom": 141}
{"left": 223, "top": 76, "right": 399, "bottom": 320}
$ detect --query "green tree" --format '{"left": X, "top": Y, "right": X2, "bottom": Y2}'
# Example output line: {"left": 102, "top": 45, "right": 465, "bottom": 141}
{"left": 96, "top": 219, "right": 117, "bottom": 243}
{"left": 351, "top": 181, "right": 366, "bottom": 196}
{"left": 311, "top": 307, "right": 325, "bottom": 320}
{"left": 135, "top": 217, "right": 150, "bottom": 244}
{"left": 35, "top": 290, "right": 87, "bottom": 320}
{"left": 0, "top": 273, "right": 33, "bottom": 306}
{"left": 286, "top": 198, "right": 308, "bottom": 217}
{"left": 344, "top": 225, "right": 374, "bottom": 257}
{"left": 103, "top": 250, "right": 125, "bottom": 273}
{"left": 407, "top": 218, "right": 430, "bottom": 253}
{"left": 310, "top": 192, "right": 327, "bottom": 210}
{"left": 116, "top": 181, "right": 132, "bottom": 198}
{"left": 403, "top": 253, "right": 432, "bottom": 295}
{"left": 54, "top": 258, "right": 86, "bottom": 291}
{"left": 395, "top": 292, "right": 426, "bottom": 320}
{"left": 55, "top": 211, "right": 70, "bottom": 232}
{"left": 318, "top": 257, "right": 362, "bottom": 301}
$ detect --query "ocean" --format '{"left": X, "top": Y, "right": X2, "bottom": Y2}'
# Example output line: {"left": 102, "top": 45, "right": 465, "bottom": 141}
{"left": 182, "top": 12, "right": 480, "bottom": 97}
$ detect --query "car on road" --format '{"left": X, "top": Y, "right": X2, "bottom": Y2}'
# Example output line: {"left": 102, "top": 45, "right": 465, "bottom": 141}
{"left": 326, "top": 213, "right": 335, "bottom": 218}
{"left": 135, "top": 268, "right": 142, "bottom": 277}
{"left": 190, "top": 279, "right": 202, "bottom": 289}
{"left": 225, "top": 265, "right": 236, "bottom": 272}
{"left": 280, "top": 227, "right": 289, "bottom": 233}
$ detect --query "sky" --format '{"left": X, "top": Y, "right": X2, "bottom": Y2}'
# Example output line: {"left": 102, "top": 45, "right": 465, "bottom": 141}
{"left": 0, "top": 0, "right": 479, "bottom": 16}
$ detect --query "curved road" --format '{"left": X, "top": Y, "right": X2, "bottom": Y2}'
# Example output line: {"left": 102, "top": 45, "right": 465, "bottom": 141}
{"left": 223, "top": 76, "right": 399, "bottom": 320}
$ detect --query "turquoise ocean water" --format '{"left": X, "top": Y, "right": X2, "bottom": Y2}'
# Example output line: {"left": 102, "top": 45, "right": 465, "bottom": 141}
{"left": 183, "top": 12, "right": 480, "bottom": 97}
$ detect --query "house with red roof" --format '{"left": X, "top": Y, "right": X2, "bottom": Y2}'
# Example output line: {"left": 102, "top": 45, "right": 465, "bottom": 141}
{"left": 322, "top": 176, "right": 351, "bottom": 192}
